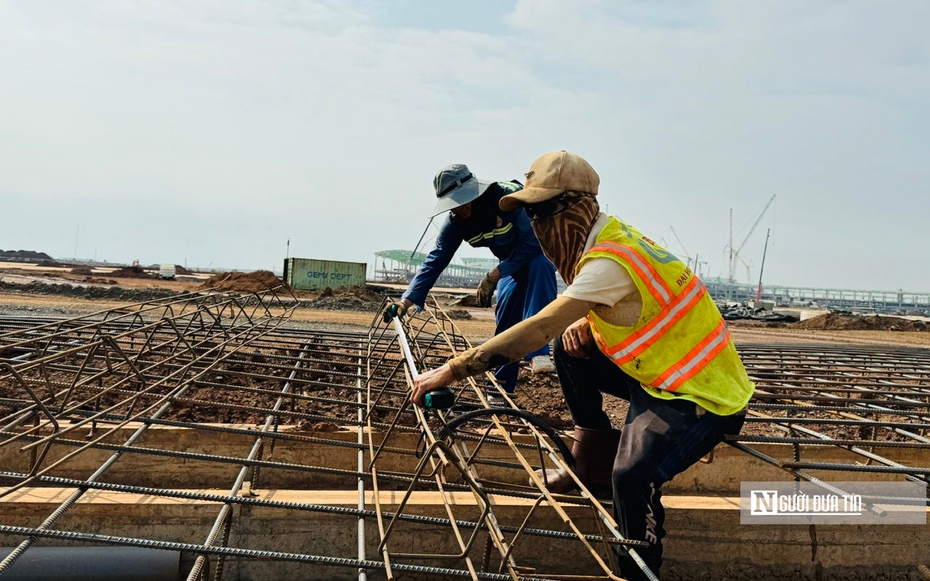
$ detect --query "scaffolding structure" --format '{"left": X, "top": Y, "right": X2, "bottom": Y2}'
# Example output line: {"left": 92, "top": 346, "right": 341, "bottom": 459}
{"left": 372, "top": 250, "right": 496, "bottom": 288}
{"left": 704, "top": 279, "right": 930, "bottom": 314}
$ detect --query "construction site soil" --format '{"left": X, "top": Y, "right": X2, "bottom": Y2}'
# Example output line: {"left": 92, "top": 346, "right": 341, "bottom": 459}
{"left": 198, "top": 269, "right": 283, "bottom": 292}
{"left": 1, "top": 267, "right": 928, "bottom": 437}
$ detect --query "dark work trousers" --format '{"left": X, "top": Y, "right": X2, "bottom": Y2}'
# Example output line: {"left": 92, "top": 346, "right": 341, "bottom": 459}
{"left": 491, "top": 253, "right": 558, "bottom": 392}
{"left": 553, "top": 336, "right": 746, "bottom": 581}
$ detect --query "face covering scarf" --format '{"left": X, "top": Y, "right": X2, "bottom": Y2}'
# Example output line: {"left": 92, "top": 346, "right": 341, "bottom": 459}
{"left": 530, "top": 193, "right": 599, "bottom": 285}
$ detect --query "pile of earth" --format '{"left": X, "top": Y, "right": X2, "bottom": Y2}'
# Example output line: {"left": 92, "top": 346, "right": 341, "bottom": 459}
{"left": 795, "top": 313, "right": 930, "bottom": 332}
{"left": 446, "top": 309, "right": 472, "bottom": 320}
{"left": 511, "top": 369, "right": 575, "bottom": 429}
{"left": 0, "top": 280, "right": 179, "bottom": 302}
{"left": 175, "top": 264, "right": 193, "bottom": 275}
{"left": 303, "top": 285, "right": 386, "bottom": 311}
{"left": 60, "top": 265, "right": 117, "bottom": 285}
{"left": 111, "top": 265, "right": 153, "bottom": 279}
{"left": 0, "top": 250, "right": 53, "bottom": 262}
{"left": 37, "top": 260, "right": 67, "bottom": 268}
{"left": 200, "top": 270, "right": 283, "bottom": 293}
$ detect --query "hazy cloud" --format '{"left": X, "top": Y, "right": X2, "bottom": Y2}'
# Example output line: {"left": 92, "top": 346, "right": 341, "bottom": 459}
{"left": 1, "top": 1, "right": 926, "bottom": 289}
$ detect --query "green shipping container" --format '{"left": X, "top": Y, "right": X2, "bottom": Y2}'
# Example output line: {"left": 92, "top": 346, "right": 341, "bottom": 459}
{"left": 284, "top": 258, "right": 367, "bottom": 291}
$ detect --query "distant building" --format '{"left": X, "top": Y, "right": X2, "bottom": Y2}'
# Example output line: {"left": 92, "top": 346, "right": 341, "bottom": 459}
{"left": 373, "top": 250, "right": 928, "bottom": 314}
{"left": 373, "top": 250, "right": 498, "bottom": 288}
{"left": 705, "top": 278, "right": 930, "bottom": 315}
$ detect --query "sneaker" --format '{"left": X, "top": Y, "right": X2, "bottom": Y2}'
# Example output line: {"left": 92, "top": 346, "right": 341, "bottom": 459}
{"left": 530, "top": 355, "right": 556, "bottom": 374}
{"left": 485, "top": 387, "right": 508, "bottom": 407}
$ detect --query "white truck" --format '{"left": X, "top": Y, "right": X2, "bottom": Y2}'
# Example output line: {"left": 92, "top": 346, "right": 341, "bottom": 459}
{"left": 159, "top": 264, "right": 177, "bottom": 280}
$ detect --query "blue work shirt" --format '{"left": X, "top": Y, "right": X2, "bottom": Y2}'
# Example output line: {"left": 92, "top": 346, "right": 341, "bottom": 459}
{"left": 402, "top": 181, "right": 545, "bottom": 309}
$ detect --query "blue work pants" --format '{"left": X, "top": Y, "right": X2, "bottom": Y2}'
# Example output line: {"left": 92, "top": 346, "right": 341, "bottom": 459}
{"left": 492, "top": 253, "right": 557, "bottom": 392}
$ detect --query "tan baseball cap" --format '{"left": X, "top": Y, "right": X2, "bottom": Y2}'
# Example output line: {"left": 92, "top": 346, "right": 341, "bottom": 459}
{"left": 500, "top": 150, "right": 599, "bottom": 211}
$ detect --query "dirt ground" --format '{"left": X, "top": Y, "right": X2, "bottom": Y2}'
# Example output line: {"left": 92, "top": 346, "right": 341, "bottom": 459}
{"left": 1, "top": 266, "right": 929, "bottom": 431}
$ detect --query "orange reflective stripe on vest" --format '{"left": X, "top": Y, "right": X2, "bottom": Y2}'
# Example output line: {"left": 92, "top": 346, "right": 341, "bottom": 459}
{"left": 589, "top": 241, "right": 673, "bottom": 306}
{"left": 578, "top": 216, "right": 754, "bottom": 415}
{"left": 650, "top": 319, "right": 730, "bottom": 392}
{"left": 598, "top": 275, "right": 706, "bottom": 364}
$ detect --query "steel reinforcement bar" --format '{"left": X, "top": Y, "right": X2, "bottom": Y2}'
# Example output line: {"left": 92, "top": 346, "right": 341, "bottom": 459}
{"left": 0, "top": 292, "right": 645, "bottom": 581}
{"left": 366, "top": 297, "right": 654, "bottom": 581}
{"left": 1, "top": 291, "right": 928, "bottom": 580}
{"left": 729, "top": 343, "right": 930, "bottom": 505}
{"left": 0, "top": 288, "right": 302, "bottom": 577}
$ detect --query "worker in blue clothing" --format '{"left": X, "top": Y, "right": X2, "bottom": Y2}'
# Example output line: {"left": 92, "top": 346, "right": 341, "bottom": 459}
{"left": 383, "top": 163, "right": 558, "bottom": 401}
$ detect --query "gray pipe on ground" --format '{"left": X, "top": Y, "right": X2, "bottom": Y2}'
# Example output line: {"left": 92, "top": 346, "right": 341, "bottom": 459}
{"left": 0, "top": 547, "right": 179, "bottom": 581}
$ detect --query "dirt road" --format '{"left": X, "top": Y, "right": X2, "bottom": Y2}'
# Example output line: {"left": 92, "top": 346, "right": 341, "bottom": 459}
{"left": 3, "top": 286, "right": 927, "bottom": 348}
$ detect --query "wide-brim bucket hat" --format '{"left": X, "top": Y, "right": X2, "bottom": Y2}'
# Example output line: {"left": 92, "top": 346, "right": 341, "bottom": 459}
{"left": 431, "top": 164, "right": 493, "bottom": 217}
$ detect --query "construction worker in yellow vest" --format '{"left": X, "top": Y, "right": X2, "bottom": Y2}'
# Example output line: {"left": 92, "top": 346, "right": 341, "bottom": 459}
{"left": 413, "top": 150, "right": 754, "bottom": 581}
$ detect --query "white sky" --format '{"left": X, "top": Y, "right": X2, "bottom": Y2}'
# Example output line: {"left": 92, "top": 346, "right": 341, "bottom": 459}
{"left": 1, "top": 1, "right": 927, "bottom": 291}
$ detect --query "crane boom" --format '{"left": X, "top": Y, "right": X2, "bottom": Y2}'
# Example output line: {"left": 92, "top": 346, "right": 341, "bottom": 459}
{"left": 669, "top": 226, "right": 692, "bottom": 262}
{"left": 729, "top": 194, "right": 776, "bottom": 282}
{"left": 735, "top": 194, "right": 776, "bottom": 256}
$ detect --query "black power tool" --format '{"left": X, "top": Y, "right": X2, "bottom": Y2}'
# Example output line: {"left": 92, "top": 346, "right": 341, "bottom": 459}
{"left": 422, "top": 387, "right": 455, "bottom": 410}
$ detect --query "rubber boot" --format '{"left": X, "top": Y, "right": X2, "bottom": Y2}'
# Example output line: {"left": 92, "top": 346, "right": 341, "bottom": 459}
{"left": 534, "top": 426, "right": 621, "bottom": 498}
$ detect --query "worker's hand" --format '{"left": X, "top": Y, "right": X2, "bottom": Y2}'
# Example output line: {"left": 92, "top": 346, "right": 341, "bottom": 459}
{"left": 476, "top": 272, "right": 498, "bottom": 308}
{"left": 561, "top": 317, "right": 595, "bottom": 358}
{"left": 412, "top": 364, "right": 453, "bottom": 407}
{"left": 382, "top": 300, "right": 408, "bottom": 324}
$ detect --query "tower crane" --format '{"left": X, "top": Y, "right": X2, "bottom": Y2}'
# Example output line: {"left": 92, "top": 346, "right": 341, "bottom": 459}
{"left": 669, "top": 226, "right": 693, "bottom": 269}
{"left": 727, "top": 194, "right": 776, "bottom": 283}
{"left": 669, "top": 226, "right": 708, "bottom": 278}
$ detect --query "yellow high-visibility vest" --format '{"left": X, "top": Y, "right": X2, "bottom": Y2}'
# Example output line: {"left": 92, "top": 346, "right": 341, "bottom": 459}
{"left": 578, "top": 217, "right": 754, "bottom": 416}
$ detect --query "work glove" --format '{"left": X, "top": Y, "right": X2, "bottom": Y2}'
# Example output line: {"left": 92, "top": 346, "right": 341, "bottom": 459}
{"left": 382, "top": 301, "right": 408, "bottom": 323}
{"left": 476, "top": 273, "right": 497, "bottom": 308}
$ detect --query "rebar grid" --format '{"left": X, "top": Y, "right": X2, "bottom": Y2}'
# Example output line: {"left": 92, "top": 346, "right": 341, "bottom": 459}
{"left": 0, "top": 294, "right": 927, "bottom": 580}
{"left": 0, "top": 288, "right": 304, "bottom": 576}
{"left": 729, "top": 343, "right": 930, "bottom": 505}
{"left": 366, "top": 298, "right": 653, "bottom": 581}
{"left": 0, "top": 294, "right": 645, "bottom": 581}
